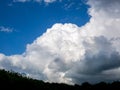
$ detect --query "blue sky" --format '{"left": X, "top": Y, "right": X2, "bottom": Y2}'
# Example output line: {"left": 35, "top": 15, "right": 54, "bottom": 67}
{"left": 0, "top": 0, "right": 90, "bottom": 55}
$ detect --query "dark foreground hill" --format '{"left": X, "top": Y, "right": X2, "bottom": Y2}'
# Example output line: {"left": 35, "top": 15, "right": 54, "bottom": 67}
{"left": 0, "top": 69, "right": 120, "bottom": 90}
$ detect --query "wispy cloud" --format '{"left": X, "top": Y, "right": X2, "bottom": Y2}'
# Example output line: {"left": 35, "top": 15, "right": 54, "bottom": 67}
{"left": 13, "top": 0, "right": 57, "bottom": 4}
{"left": 0, "top": 26, "right": 13, "bottom": 33}
{"left": 64, "top": 2, "right": 83, "bottom": 10}
{"left": 64, "top": 2, "right": 75, "bottom": 10}
{"left": 44, "top": 0, "right": 56, "bottom": 3}
{"left": 34, "top": 0, "right": 42, "bottom": 3}
{"left": 13, "top": 0, "right": 30, "bottom": 3}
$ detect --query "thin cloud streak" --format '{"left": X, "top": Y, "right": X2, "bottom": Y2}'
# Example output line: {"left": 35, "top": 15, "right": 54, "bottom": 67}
{"left": 13, "top": 0, "right": 57, "bottom": 3}
{"left": 0, "top": 26, "right": 13, "bottom": 33}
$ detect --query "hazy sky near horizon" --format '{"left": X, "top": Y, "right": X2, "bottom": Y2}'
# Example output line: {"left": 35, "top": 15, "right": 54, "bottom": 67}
{"left": 0, "top": 0, "right": 120, "bottom": 84}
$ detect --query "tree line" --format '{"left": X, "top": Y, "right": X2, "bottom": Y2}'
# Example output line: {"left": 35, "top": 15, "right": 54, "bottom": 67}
{"left": 0, "top": 69, "right": 120, "bottom": 90}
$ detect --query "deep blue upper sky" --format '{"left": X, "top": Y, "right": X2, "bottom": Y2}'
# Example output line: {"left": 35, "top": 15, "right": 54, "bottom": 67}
{"left": 0, "top": 0, "right": 90, "bottom": 55}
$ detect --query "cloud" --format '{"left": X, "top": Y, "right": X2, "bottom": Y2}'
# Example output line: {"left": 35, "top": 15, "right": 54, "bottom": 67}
{"left": 0, "top": 0, "right": 120, "bottom": 85}
{"left": 66, "top": 36, "right": 120, "bottom": 84}
{"left": 13, "top": 0, "right": 30, "bottom": 3}
{"left": 34, "top": 0, "right": 42, "bottom": 3}
{"left": 63, "top": 2, "right": 85, "bottom": 11}
{"left": 13, "top": 0, "right": 57, "bottom": 4}
{"left": 0, "top": 26, "right": 13, "bottom": 33}
{"left": 44, "top": 0, "right": 56, "bottom": 3}
{"left": 64, "top": 2, "right": 75, "bottom": 10}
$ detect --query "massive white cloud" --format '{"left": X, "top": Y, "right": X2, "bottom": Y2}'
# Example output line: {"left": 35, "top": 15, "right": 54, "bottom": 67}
{"left": 0, "top": 0, "right": 120, "bottom": 84}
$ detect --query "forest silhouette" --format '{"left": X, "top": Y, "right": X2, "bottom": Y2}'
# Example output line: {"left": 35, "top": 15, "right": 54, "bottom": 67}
{"left": 0, "top": 69, "right": 120, "bottom": 90}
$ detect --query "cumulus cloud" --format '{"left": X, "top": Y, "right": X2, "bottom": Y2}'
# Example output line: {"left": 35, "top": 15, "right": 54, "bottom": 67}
{"left": 0, "top": 26, "right": 13, "bottom": 33}
{"left": 0, "top": 0, "right": 120, "bottom": 84}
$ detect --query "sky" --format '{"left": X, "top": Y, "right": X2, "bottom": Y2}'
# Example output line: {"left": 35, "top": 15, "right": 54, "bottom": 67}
{"left": 0, "top": 0, "right": 120, "bottom": 85}
{"left": 0, "top": 0, "right": 89, "bottom": 55}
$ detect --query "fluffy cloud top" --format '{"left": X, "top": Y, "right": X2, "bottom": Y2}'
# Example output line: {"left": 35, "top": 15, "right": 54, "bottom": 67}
{"left": 0, "top": 0, "right": 120, "bottom": 84}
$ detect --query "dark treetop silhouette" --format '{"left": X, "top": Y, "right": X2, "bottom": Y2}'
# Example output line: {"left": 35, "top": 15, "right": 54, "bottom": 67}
{"left": 0, "top": 69, "right": 120, "bottom": 90}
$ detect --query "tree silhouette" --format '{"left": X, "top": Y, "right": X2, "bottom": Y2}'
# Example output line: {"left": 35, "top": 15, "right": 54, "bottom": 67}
{"left": 0, "top": 69, "right": 120, "bottom": 90}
